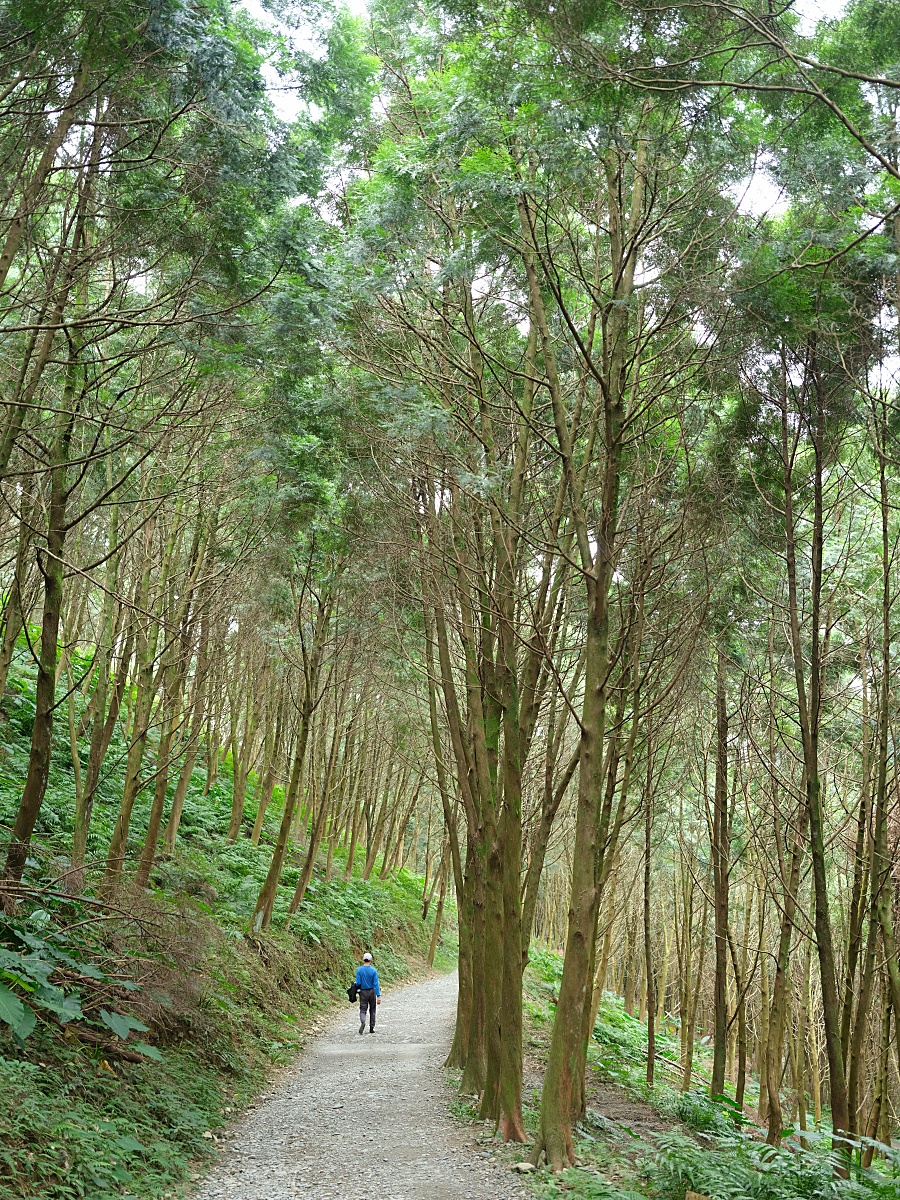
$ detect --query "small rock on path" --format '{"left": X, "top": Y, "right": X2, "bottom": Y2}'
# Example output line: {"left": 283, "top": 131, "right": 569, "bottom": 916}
{"left": 191, "top": 971, "right": 530, "bottom": 1200}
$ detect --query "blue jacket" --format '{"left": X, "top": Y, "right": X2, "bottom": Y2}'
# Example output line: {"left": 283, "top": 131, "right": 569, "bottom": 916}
{"left": 355, "top": 964, "right": 380, "bottom": 996}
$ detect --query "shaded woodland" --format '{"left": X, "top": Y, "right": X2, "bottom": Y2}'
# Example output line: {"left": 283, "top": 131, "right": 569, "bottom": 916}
{"left": 1, "top": 0, "right": 900, "bottom": 1191}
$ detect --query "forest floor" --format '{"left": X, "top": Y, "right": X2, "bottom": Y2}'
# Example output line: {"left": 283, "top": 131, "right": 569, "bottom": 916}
{"left": 0, "top": 871, "right": 443, "bottom": 1200}
{"left": 188, "top": 970, "right": 532, "bottom": 1200}
{"left": 496, "top": 950, "right": 900, "bottom": 1199}
{"left": 175, "top": 947, "right": 900, "bottom": 1200}
{"left": 192, "top": 951, "right": 900, "bottom": 1200}
{"left": 0, "top": 646, "right": 459, "bottom": 1199}
{"left": 517, "top": 971, "right": 688, "bottom": 1197}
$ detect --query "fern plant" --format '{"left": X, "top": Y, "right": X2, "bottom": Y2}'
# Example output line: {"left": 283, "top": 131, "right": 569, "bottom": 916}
{"left": 648, "top": 1132, "right": 899, "bottom": 1200}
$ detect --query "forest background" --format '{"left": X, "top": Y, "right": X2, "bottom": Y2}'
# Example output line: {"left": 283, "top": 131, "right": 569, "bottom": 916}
{"left": 2, "top": 0, "right": 900, "bottom": 1196}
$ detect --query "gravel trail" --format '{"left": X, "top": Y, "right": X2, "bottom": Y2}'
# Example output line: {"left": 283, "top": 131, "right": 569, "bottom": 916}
{"left": 190, "top": 972, "right": 530, "bottom": 1200}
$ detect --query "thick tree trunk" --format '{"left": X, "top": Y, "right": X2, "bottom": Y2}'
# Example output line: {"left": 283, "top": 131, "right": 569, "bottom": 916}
{"left": 447, "top": 846, "right": 476, "bottom": 1071}
{"left": 70, "top": 504, "right": 120, "bottom": 888}
{"left": 644, "top": 763, "right": 656, "bottom": 1088}
{"left": 765, "top": 809, "right": 808, "bottom": 1145}
{"left": 535, "top": 600, "right": 610, "bottom": 1167}
{"left": 133, "top": 700, "right": 178, "bottom": 891}
{"left": 497, "top": 785, "right": 525, "bottom": 1141}
{"left": 710, "top": 645, "right": 729, "bottom": 1099}
{"left": 0, "top": 487, "right": 35, "bottom": 701}
{"left": 1, "top": 421, "right": 70, "bottom": 897}
{"left": 252, "top": 717, "right": 311, "bottom": 932}
{"left": 251, "top": 690, "right": 285, "bottom": 845}
{"left": 780, "top": 374, "right": 849, "bottom": 1150}
{"left": 427, "top": 855, "right": 448, "bottom": 967}
{"left": 519, "top": 131, "right": 643, "bottom": 1169}
{"left": 478, "top": 807, "right": 508, "bottom": 1129}
{"left": 461, "top": 837, "right": 487, "bottom": 1094}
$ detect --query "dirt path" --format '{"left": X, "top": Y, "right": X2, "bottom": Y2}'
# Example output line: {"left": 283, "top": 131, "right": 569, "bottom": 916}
{"left": 191, "top": 972, "right": 530, "bottom": 1200}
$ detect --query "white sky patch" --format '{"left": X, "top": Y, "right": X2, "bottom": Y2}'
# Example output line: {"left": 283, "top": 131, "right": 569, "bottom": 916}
{"left": 869, "top": 353, "right": 900, "bottom": 393}
{"left": 692, "top": 318, "right": 715, "bottom": 347}
{"left": 239, "top": 0, "right": 851, "bottom": 125}
{"left": 264, "top": 70, "right": 306, "bottom": 122}
{"left": 585, "top": 541, "right": 627, "bottom": 582}
{"left": 470, "top": 272, "right": 492, "bottom": 301}
{"left": 240, "top": 0, "right": 277, "bottom": 28}
{"left": 793, "top": 0, "right": 848, "bottom": 35}
{"left": 240, "top": 0, "right": 370, "bottom": 122}
{"left": 726, "top": 0, "right": 851, "bottom": 219}
{"left": 727, "top": 168, "right": 789, "bottom": 219}
{"left": 241, "top": 0, "right": 370, "bottom": 24}
{"left": 634, "top": 260, "right": 661, "bottom": 288}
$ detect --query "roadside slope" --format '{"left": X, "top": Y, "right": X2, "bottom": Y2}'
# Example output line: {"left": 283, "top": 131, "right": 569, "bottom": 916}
{"left": 0, "top": 868, "right": 444, "bottom": 1200}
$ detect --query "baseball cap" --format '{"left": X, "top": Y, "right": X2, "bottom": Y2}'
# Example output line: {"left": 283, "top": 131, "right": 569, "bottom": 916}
{"left": 363, "top": 952, "right": 372, "bottom": 961}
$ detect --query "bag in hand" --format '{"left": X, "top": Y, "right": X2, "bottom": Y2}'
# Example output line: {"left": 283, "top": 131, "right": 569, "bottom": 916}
{"left": 347, "top": 982, "right": 359, "bottom": 1003}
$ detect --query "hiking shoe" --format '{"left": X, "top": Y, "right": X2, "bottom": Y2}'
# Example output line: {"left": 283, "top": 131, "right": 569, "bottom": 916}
{"left": 358, "top": 1022, "right": 365, "bottom": 1034}
{"left": 369, "top": 1028, "right": 376, "bottom": 1033}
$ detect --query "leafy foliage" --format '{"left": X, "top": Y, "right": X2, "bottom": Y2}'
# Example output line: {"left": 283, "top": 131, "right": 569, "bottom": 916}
{"left": 649, "top": 1133, "right": 899, "bottom": 1200}
{"left": 0, "top": 912, "right": 142, "bottom": 1046}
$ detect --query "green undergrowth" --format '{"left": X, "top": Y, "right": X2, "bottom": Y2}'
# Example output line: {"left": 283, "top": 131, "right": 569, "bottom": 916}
{"left": 517, "top": 949, "right": 900, "bottom": 1200}
{"left": 0, "top": 645, "right": 454, "bottom": 1199}
{"left": 0, "top": 878, "right": 436, "bottom": 1200}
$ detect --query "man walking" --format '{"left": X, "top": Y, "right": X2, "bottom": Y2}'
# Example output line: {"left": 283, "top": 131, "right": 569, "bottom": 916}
{"left": 356, "top": 951, "right": 381, "bottom": 1034}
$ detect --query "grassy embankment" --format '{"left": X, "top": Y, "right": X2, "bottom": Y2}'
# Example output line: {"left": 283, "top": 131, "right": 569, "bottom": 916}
{"left": 452, "top": 950, "right": 899, "bottom": 1200}
{"left": 0, "top": 644, "right": 454, "bottom": 1200}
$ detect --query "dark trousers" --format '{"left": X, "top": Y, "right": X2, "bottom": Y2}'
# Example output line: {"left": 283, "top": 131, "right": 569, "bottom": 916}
{"left": 359, "top": 988, "right": 377, "bottom": 1030}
